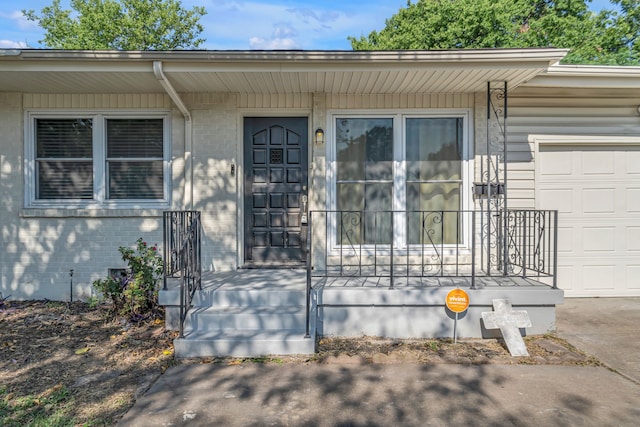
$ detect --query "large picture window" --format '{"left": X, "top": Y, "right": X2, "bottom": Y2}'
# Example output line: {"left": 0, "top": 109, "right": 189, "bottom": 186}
{"left": 330, "top": 111, "right": 470, "bottom": 248}
{"left": 26, "top": 112, "right": 170, "bottom": 208}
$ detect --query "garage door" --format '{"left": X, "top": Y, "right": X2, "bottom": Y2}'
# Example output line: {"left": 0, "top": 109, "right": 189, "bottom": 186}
{"left": 537, "top": 142, "right": 640, "bottom": 297}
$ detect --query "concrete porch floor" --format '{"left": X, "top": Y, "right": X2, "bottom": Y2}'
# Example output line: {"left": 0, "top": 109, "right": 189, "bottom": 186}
{"left": 182, "top": 269, "right": 554, "bottom": 292}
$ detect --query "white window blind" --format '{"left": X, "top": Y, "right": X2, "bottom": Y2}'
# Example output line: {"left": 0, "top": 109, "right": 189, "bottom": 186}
{"left": 35, "top": 119, "right": 94, "bottom": 199}
{"left": 106, "top": 119, "right": 164, "bottom": 199}
{"left": 27, "top": 112, "right": 170, "bottom": 208}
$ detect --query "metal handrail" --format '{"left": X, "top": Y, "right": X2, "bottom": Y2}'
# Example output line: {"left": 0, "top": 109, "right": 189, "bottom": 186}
{"left": 305, "top": 212, "right": 313, "bottom": 338}
{"left": 163, "top": 211, "right": 202, "bottom": 338}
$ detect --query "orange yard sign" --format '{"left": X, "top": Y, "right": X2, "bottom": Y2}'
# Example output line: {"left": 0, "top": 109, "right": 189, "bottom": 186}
{"left": 446, "top": 288, "right": 470, "bottom": 313}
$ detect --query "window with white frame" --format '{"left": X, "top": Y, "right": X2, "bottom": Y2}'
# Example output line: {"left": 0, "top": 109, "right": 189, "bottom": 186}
{"left": 330, "top": 111, "right": 470, "bottom": 248}
{"left": 26, "top": 112, "right": 170, "bottom": 207}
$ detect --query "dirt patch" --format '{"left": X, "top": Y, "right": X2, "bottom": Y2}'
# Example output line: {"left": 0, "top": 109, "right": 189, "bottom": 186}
{"left": 0, "top": 300, "right": 176, "bottom": 426}
{"left": 313, "top": 335, "right": 600, "bottom": 366}
{"left": 1, "top": 300, "right": 600, "bottom": 425}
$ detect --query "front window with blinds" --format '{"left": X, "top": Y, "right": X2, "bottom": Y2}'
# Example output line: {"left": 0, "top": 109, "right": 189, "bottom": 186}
{"left": 36, "top": 119, "right": 94, "bottom": 199}
{"left": 27, "top": 113, "right": 169, "bottom": 207}
{"left": 330, "top": 111, "right": 469, "bottom": 248}
{"left": 106, "top": 119, "right": 164, "bottom": 199}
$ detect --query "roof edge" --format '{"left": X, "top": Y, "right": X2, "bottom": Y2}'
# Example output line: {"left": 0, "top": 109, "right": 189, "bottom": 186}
{"left": 523, "top": 64, "right": 640, "bottom": 88}
{"left": 1, "top": 48, "right": 568, "bottom": 64}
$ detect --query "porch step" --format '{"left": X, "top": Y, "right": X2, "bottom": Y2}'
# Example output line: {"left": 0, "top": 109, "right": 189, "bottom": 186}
{"left": 174, "top": 329, "right": 314, "bottom": 358}
{"left": 186, "top": 305, "right": 308, "bottom": 331}
{"left": 193, "top": 289, "right": 306, "bottom": 307}
{"left": 173, "top": 283, "right": 315, "bottom": 358}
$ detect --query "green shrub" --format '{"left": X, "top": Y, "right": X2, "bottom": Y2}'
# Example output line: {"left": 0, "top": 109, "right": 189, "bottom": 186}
{"left": 92, "top": 238, "right": 163, "bottom": 321}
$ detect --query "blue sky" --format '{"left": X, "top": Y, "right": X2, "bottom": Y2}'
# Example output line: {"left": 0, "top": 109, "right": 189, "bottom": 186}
{"left": 0, "top": 0, "right": 619, "bottom": 50}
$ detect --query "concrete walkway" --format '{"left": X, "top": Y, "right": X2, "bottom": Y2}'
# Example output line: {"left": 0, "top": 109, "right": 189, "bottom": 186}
{"left": 118, "top": 298, "right": 640, "bottom": 427}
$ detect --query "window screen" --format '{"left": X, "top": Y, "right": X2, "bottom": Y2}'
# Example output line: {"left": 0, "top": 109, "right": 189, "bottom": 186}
{"left": 35, "top": 119, "right": 93, "bottom": 200}
{"left": 106, "top": 119, "right": 164, "bottom": 199}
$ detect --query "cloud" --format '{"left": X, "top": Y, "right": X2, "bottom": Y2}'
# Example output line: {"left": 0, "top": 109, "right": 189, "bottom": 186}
{"left": 198, "top": 0, "right": 408, "bottom": 50}
{"left": 9, "top": 10, "right": 39, "bottom": 30}
{"left": 248, "top": 22, "right": 301, "bottom": 49}
{"left": 272, "top": 23, "right": 297, "bottom": 39}
{"left": 249, "top": 36, "right": 300, "bottom": 50}
{"left": 0, "top": 39, "right": 28, "bottom": 48}
{"left": 286, "top": 7, "right": 341, "bottom": 26}
{"left": 199, "top": 0, "right": 244, "bottom": 13}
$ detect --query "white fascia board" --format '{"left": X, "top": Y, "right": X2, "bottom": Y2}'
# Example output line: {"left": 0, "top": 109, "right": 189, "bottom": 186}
{"left": 1, "top": 48, "right": 568, "bottom": 71}
{"left": 529, "top": 134, "right": 640, "bottom": 146}
{"left": 524, "top": 64, "right": 640, "bottom": 88}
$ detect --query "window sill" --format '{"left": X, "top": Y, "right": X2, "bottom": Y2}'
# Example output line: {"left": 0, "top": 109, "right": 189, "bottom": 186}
{"left": 20, "top": 207, "right": 168, "bottom": 218}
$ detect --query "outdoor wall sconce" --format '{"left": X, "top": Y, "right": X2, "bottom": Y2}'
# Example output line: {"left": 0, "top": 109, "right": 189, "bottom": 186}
{"left": 314, "top": 128, "right": 325, "bottom": 145}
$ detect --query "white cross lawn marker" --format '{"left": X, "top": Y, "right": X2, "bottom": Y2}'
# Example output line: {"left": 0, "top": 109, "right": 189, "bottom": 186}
{"left": 481, "top": 299, "right": 532, "bottom": 357}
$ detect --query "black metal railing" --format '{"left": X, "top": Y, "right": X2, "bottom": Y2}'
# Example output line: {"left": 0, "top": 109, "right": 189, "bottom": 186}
{"left": 307, "top": 210, "right": 482, "bottom": 284}
{"left": 306, "top": 209, "right": 557, "bottom": 281}
{"left": 163, "top": 211, "right": 202, "bottom": 338}
{"left": 304, "top": 209, "right": 557, "bottom": 336}
{"left": 504, "top": 209, "right": 558, "bottom": 288}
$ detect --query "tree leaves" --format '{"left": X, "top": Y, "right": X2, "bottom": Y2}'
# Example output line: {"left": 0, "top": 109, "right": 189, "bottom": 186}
{"left": 22, "top": 0, "right": 207, "bottom": 50}
{"left": 349, "top": 0, "right": 640, "bottom": 65}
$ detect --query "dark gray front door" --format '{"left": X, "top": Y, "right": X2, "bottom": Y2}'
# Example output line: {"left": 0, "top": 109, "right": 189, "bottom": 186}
{"left": 244, "top": 117, "right": 308, "bottom": 265}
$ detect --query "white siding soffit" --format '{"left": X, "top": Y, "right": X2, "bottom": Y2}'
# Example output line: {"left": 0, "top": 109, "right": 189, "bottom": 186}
{"left": 0, "top": 48, "right": 569, "bottom": 95}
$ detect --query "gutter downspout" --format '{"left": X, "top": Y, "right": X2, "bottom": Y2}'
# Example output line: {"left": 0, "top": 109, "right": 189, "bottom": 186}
{"left": 153, "top": 60, "right": 193, "bottom": 210}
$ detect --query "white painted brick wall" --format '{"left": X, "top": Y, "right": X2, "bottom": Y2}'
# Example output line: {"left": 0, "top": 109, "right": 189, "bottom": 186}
{"left": 1, "top": 93, "right": 168, "bottom": 300}
{"left": 2, "top": 89, "right": 501, "bottom": 301}
{"left": 190, "top": 95, "right": 239, "bottom": 272}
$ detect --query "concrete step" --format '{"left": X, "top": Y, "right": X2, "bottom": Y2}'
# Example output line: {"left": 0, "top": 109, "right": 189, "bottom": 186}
{"left": 186, "top": 306, "right": 308, "bottom": 331}
{"left": 173, "top": 287, "right": 314, "bottom": 358}
{"left": 174, "top": 329, "right": 315, "bottom": 358}
{"left": 193, "top": 289, "right": 307, "bottom": 307}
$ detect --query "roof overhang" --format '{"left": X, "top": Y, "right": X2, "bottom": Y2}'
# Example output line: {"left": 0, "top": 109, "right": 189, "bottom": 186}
{"left": 0, "top": 48, "right": 569, "bottom": 95}
{"left": 523, "top": 64, "right": 640, "bottom": 89}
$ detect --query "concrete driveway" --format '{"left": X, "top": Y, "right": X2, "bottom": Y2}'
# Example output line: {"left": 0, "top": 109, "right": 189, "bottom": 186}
{"left": 556, "top": 297, "right": 640, "bottom": 385}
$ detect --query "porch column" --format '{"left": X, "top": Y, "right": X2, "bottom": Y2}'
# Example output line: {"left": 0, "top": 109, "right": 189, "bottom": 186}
{"left": 482, "top": 81, "right": 508, "bottom": 276}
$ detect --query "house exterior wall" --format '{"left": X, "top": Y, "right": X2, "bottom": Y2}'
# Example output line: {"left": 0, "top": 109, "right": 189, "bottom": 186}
{"left": 0, "top": 93, "right": 185, "bottom": 301}
{"left": 2, "top": 89, "right": 499, "bottom": 301}
{"left": 508, "top": 87, "right": 640, "bottom": 209}
{"left": 508, "top": 86, "right": 640, "bottom": 296}
{"left": 187, "top": 93, "right": 240, "bottom": 272}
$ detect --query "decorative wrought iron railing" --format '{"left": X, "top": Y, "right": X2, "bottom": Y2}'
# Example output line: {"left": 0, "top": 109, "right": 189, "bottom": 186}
{"left": 307, "top": 210, "right": 475, "bottom": 283}
{"left": 163, "top": 211, "right": 202, "bottom": 338}
{"left": 304, "top": 208, "right": 557, "bottom": 336}
{"left": 503, "top": 209, "right": 558, "bottom": 287}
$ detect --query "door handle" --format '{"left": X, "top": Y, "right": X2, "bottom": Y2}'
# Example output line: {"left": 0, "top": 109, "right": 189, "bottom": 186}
{"left": 301, "top": 194, "right": 308, "bottom": 224}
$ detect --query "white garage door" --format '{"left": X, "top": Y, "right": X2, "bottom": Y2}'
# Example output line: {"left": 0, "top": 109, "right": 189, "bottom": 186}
{"left": 537, "top": 142, "right": 640, "bottom": 297}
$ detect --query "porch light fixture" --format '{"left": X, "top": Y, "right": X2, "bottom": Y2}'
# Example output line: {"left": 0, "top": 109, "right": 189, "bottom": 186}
{"left": 314, "top": 128, "right": 325, "bottom": 145}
